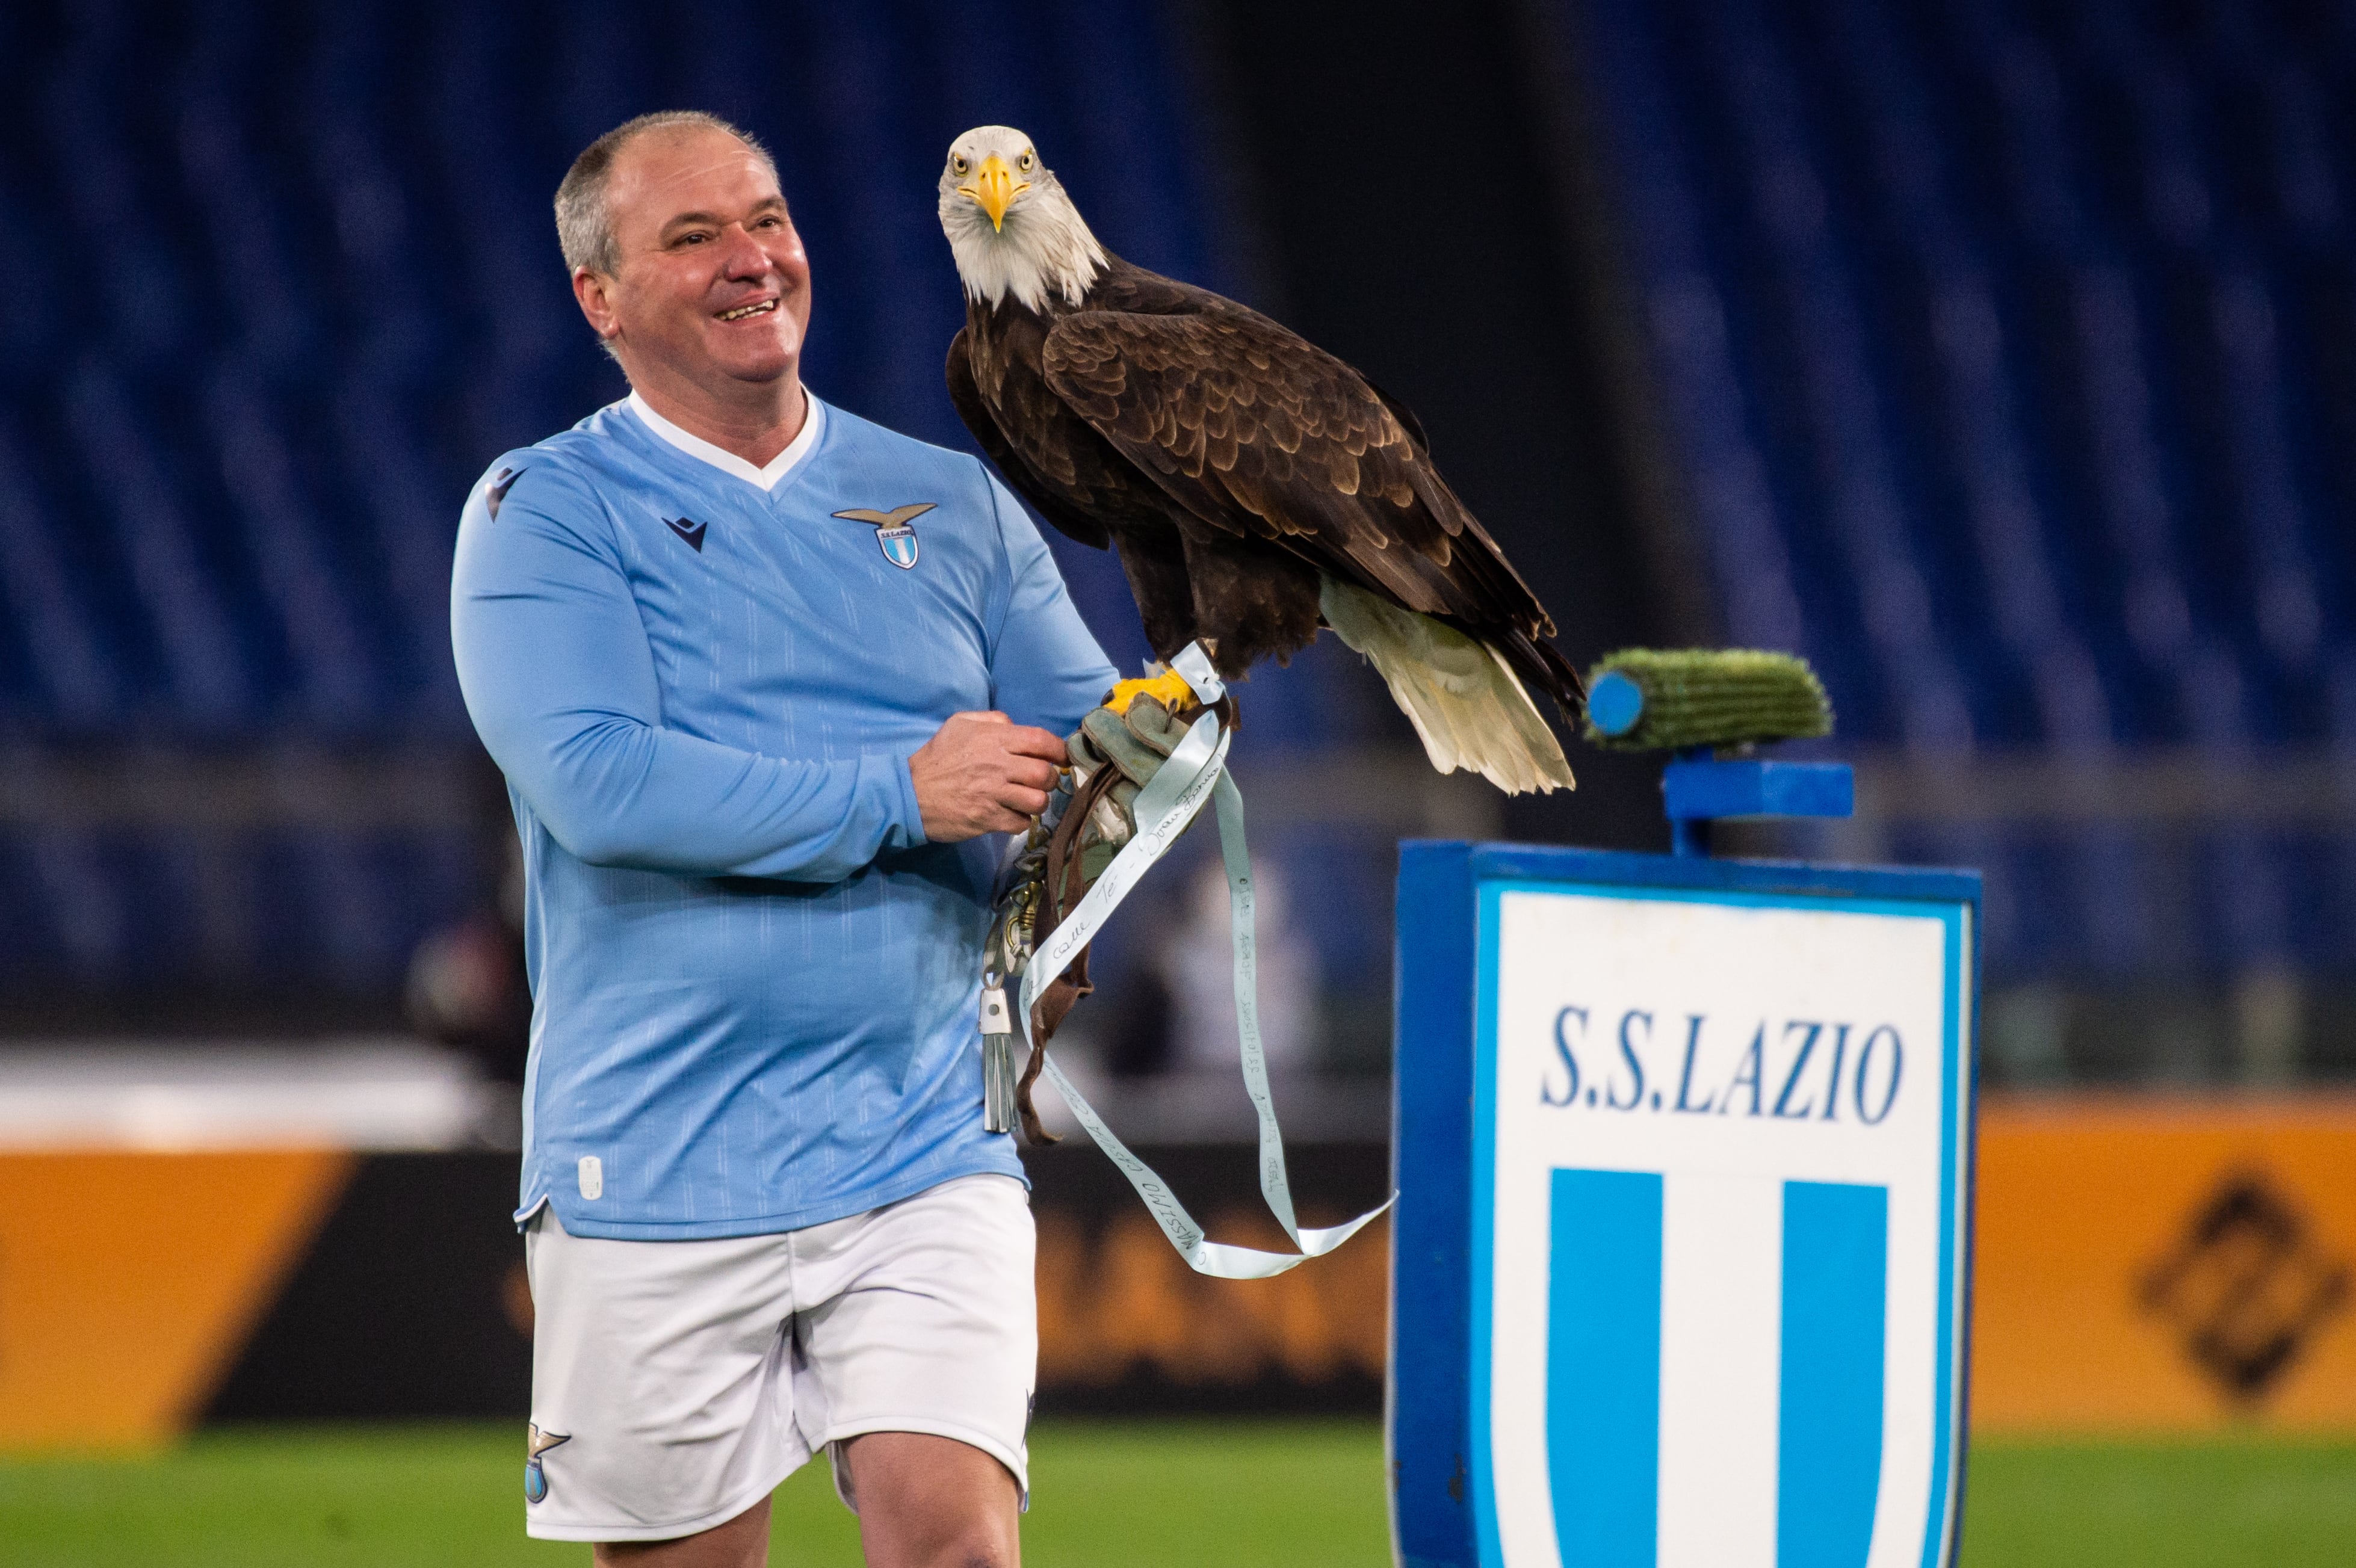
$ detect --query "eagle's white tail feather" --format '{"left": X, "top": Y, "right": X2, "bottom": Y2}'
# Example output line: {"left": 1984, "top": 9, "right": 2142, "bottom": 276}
{"left": 1318, "top": 577, "right": 1574, "bottom": 795}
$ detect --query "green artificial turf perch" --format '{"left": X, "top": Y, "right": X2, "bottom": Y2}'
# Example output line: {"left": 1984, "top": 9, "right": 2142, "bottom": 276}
{"left": 1581, "top": 649, "right": 1834, "bottom": 753}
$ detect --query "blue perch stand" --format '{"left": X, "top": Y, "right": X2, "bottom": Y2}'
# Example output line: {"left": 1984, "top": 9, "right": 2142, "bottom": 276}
{"left": 1386, "top": 673, "right": 1975, "bottom": 1568}
{"left": 1661, "top": 752, "right": 1855, "bottom": 857}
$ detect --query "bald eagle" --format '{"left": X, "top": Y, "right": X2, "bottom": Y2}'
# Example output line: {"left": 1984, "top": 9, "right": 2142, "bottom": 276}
{"left": 937, "top": 126, "right": 1580, "bottom": 794}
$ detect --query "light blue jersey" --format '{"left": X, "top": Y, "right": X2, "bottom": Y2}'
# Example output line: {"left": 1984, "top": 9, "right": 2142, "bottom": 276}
{"left": 451, "top": 393, "right": 1116, "bottom": 1239}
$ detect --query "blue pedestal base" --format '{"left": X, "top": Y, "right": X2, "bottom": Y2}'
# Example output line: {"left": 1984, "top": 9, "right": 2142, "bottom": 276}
{"left": 1662, "top": 756, "right": 1855, "bottom": 857}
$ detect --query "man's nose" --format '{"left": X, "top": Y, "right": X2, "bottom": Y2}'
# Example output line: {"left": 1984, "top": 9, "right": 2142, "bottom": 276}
{"left": 718, "top": 224, "right": 771, "bottom": 277}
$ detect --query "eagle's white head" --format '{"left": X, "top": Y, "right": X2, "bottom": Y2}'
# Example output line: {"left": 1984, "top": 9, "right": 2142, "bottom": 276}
{"left": 938, "top": 125, "right": 1105, "bottom": 313}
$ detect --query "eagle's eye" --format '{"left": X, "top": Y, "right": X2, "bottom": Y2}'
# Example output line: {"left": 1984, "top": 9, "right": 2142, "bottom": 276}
{"left": 1018, "top": 150, "right": 1034, "bottom": 171}
{"left": 952, "top": 154, "right": 969, "bottom": 176}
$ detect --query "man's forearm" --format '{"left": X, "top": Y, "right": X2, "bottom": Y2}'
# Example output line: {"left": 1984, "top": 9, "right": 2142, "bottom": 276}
{"left": 519, "top": 712, "right": 925, "bottom": 880}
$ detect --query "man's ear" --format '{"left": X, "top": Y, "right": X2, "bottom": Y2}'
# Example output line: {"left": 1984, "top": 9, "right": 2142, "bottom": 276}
{"left": 572, "top": 267, "right": 622, "bottom": 347}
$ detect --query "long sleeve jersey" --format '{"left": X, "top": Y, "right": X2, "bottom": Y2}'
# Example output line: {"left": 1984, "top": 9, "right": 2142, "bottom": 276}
{"left": 451, "top": 392, "right": 1116, "bottom": 1239}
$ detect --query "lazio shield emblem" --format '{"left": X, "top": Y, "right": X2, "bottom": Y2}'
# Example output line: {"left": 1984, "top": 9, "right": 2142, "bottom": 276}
{"left": 833, "top": 504, "right": 934, "bottom": 570}
{"left": 524, "top": 1423, "right": 569, "bottom": 1504}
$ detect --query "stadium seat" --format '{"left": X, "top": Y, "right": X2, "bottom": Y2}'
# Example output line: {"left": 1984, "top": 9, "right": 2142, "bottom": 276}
{"left": 0, "top": 0, "right": 1243, "bottom": 999}
{"left": 1558, "top": 0, "right": 2356, "bottom": 987}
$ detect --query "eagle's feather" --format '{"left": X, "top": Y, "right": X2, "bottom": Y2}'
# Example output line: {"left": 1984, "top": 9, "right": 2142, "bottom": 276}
{"left": 939, "top": 128, "right": 1581, "bottom": 792}
{"left": 1319, "top": 578, "right": 1573, "bottom": 795}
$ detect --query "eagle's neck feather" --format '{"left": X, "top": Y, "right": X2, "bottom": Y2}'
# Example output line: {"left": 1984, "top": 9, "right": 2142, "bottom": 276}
{"left": 945, "top": 188, "right": 1106, "bottom": 313}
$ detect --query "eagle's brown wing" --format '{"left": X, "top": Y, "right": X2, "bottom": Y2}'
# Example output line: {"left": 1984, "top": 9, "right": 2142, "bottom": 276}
{"left": 1037, "top": 303, "right": 1566, "bottom": 685}
{"left": 947, "top": 329, "right": 1111, "bottom": 549}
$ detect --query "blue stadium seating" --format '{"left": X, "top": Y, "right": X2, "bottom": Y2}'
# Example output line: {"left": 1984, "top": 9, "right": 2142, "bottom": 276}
{"left": 18, "top": 0, "right": 2348, "bottom": 1016}
{"left": 1561, "top": 0, "right": 2356, "bottom": 986}
{"left": 0, "top": 0, "right": 1247, "bottom": 996}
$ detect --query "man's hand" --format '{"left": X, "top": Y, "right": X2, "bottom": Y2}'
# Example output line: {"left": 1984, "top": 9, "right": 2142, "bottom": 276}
{"left": 909, "top": 711, "right": 1068, "bottom": 842}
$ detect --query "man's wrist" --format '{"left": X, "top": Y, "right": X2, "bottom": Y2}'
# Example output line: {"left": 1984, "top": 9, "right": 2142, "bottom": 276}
{"left": 894, "top": 752, "right": 930, "bottom": 845}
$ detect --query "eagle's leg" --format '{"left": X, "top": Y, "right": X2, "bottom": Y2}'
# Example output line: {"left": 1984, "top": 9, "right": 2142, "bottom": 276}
{"left": 1175, "top": 531, "right": 1322, "bottom": 677}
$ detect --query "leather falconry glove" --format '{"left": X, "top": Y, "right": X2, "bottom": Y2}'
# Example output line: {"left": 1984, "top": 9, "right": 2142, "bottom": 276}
{"left": 1063, "top": 693, "right": 1195, "bottom": 878}
{"left": 992, "top": 691, "right": 1203, "bottom": 1145}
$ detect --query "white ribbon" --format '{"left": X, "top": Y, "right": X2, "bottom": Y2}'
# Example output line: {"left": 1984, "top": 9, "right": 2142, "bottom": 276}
{"left": 1016, "top": 662, "right": 1393, "bottom": 1279}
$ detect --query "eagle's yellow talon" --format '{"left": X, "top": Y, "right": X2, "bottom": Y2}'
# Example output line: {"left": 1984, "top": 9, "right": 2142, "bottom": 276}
{"left": 1107, "top": 667, "right": 1199, "bottom": 714}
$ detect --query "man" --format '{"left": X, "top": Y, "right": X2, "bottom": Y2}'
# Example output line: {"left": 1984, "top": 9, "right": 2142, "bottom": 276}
{"left": 450, "top": 110, "right": 1115, "bottom": 1568}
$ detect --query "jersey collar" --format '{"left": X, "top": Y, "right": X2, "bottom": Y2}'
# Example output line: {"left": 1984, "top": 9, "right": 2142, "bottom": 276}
{"left": 626, "top": 389, "right": 826, "bottom": 492}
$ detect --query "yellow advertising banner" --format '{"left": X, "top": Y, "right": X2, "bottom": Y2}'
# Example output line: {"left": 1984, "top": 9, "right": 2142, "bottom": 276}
{"left": 0, "top": 1150, "right": 353, "bottom": 1449}
{"left": 0, "top": 1097, "right": 2350, "bottom": 1449}
{"left": 1036, "top": 1207, "right": 1390, "bottom": 1391}
{"left": 1970, "top": 1095, "right": 2356, "bottom": 1433}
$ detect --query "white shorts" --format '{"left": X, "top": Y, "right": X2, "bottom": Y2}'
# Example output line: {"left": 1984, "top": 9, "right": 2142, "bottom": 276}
{"left": 521, "top": 1172, "right": 1036, "bottom": 1543}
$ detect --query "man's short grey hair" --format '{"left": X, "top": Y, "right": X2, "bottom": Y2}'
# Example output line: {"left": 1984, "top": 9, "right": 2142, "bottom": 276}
{"left": 554, "top": 110, "right": 777, "bottom": 276}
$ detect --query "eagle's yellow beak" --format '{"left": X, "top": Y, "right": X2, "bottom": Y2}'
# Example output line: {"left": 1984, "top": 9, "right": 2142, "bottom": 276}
{"left": 960, "top": 153, "right": 1027, "bottom": 233}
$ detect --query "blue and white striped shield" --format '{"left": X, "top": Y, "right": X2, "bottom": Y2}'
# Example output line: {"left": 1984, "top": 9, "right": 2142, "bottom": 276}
{"left": 877, "top": 525, "right": 920, "bottom": 569}
{"left": 1472, "top": 880, "right": 1973, "bottom": 1568}
{"left": 1388, "top": 847, "right": 1977, "bottom": 1568}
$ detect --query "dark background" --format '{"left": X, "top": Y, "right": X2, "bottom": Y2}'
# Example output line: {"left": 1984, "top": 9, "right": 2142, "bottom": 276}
{"left": 0, "top": 0, "right": 2351, "bottom": 1117}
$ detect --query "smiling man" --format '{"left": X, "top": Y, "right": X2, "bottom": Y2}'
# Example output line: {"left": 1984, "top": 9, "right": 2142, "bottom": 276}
{"left": 448, "top": 111, "right": 1116, "bottom": 1568}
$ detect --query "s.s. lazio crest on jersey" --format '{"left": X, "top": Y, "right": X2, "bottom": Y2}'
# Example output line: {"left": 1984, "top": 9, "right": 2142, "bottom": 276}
{"left": 835, "top": 503, "right": 935, "bottom": 569}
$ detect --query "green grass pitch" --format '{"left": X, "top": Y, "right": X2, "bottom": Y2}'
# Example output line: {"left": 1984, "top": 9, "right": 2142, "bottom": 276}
{"left": 1, "top": 1420, "right": 2351, "bottom": 1566}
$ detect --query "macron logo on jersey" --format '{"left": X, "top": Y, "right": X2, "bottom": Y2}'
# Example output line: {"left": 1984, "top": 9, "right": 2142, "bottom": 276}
{"left": 663, "top": 516, "right": 709, "bottom": 553}
{"left": 486, "top": 467, "right": 522, "bottom": 520}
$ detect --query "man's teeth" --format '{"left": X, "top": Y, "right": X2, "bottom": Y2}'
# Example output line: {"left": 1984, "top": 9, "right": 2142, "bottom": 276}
{"left": 718, "top": 300, "right": 777, "bottom": 321}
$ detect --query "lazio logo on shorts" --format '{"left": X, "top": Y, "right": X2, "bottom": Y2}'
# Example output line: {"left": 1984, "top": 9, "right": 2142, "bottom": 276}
{"left": 525, "top": 1422, "right": 570, "bottom": 1505}
{"left": 833, "top": 503, "right": 935, "bottom": 569}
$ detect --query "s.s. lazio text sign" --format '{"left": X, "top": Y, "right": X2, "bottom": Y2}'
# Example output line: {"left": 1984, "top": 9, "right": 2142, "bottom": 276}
{"left": 1389, "top": 843, "right": 1979, "bottom": 1568}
